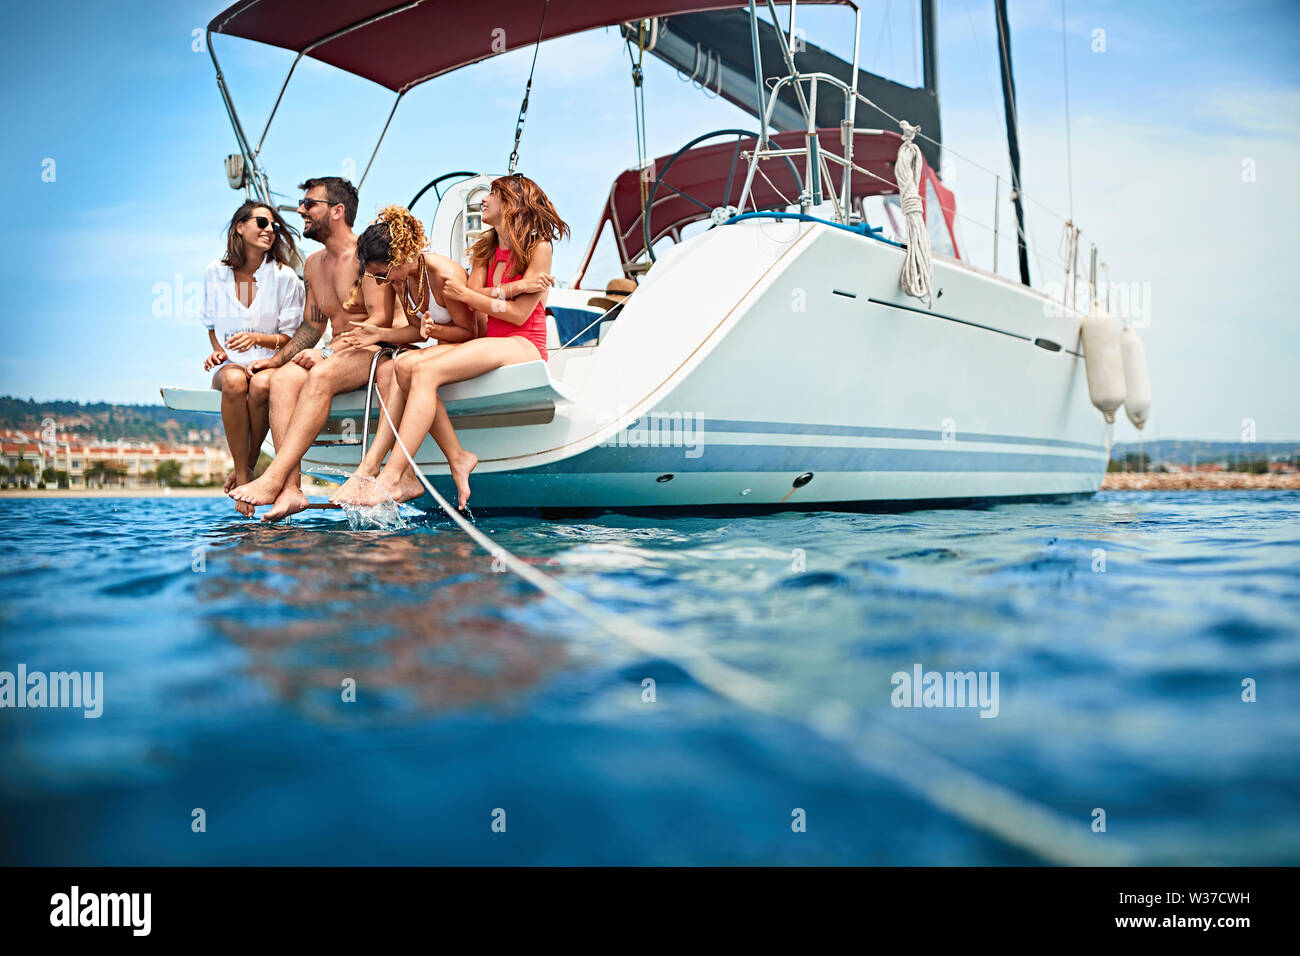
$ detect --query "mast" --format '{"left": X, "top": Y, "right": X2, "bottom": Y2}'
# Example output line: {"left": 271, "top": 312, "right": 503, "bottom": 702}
{"left": 994, "top": 0, "right": 1031, "bottom": 286}
{"left": 920, "top": 0, "right": 938, "bottom": 96}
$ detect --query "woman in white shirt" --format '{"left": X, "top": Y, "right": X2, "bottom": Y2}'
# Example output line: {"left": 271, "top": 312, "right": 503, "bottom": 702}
{"left": 201, "top": 201, "right": 305, "bottom": 515}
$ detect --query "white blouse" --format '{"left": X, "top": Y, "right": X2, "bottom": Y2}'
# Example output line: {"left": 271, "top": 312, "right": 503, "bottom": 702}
{"left": 201, "top": 257, "right": 304, "bottom": 368}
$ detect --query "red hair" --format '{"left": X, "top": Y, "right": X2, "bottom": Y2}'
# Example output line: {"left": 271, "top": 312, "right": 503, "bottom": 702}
{"left": 469, "top": 175, "right": 569, "bottom": 274}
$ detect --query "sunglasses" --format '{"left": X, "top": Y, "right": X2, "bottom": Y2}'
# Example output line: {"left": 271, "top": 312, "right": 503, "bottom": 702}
{"left": 364, "top": 268, "right": 393, "bottom": 284}
{"left": 242, "top": 215, "right": 280, "bottom": 231}
{"left": 298, "top": 198, "right": 337, "bottom": 209}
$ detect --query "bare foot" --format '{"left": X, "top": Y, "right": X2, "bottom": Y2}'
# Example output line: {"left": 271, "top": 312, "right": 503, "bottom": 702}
{"left": 230, "top": 472, "right": 284, "bottom": 505}
{"left": 350, "top": 471, "right": 402, "bottom": 508}
{"left": 262, "top": 483, "right": 310, "bottom": 522}
{"left": 448, "top": 450, "right": 478, "bottom": 510}
{"left": 231, "top": 472, "right": 254, "bottom": 517}
{"left": 331, "top": 472, "right": 376, "bottom": 505}
{"left": 393, "top": 469, "right": 428, "bottom": 504}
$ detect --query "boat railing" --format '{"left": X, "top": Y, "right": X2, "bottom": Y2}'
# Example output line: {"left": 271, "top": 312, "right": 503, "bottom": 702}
{"left": 737, "top": 68, "right": 1107, "bottom": 316}
{"left": 732, "top": 0, "right": 1107, "bottom": 314}
{"left": 736, "top": 70, "right": 866, "bottom": 225}
{"left": 736, "top": 66, "right": 925, "bottom": 230}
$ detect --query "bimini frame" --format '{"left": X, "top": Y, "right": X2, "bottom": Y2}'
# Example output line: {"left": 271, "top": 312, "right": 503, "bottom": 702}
{"left": 206, "top": 1, "right": 423, "bottom": 208}
{"left": 204, "top": 0, "right": 879, "bottom": 213}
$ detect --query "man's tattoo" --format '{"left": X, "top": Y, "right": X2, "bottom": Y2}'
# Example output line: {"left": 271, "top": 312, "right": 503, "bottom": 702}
{"left": 276, "top": 287, "right": 327, "bottom": 364}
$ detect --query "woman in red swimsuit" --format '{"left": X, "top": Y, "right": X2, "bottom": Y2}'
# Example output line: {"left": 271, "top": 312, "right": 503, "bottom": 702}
{"left": 352, "top": 174, "right": 568, "bottom": 509}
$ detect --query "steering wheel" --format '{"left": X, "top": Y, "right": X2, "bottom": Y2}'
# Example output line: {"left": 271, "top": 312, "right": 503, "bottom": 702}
{"left": 643, "top": 129, "right": 804, "bottom": 261}
{"left": 407, "top": 171, "right": 481, "bottom": 213}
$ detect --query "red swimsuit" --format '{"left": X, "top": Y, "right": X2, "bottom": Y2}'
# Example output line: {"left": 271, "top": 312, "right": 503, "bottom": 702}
{"left": 483, "top": 246, "right": 548, "bottom": 361}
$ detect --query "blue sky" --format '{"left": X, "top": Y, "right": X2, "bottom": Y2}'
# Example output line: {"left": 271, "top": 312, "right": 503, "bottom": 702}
{"left": 1, "top": 0, "right": 1297, "bottom": 442}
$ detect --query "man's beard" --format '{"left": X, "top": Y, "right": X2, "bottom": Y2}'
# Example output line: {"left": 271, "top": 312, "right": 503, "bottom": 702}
{"left": 303, "top": 218, "right": 331, "bottom": 242}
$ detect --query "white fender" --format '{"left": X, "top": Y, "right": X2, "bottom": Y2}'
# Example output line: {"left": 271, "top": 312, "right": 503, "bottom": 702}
{"left": 1081, "top": 301, "right": 1125, "bottom": 423}
{"left": 1120, "top": 326, "right": 1151, "bottom": 430}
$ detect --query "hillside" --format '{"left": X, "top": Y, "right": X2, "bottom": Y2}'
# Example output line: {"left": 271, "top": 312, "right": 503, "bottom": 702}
{"left": 0, "top": 396, "right": 224, "bottom": 444}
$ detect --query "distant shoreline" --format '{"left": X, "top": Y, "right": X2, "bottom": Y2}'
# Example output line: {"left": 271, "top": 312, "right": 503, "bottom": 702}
{"left": 1102, "top": 473, "right": 1300, "bottom": 490}
{"left": 0, "top": 482, "right": 339, "bottom": 500}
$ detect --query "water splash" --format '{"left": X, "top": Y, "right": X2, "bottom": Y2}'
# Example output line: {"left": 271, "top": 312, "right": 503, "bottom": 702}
{"left": 342, "top": 500, "right": 408, "bottom": 531}
{"left": 339, "top": 496, "right": 409, "bottom": 531}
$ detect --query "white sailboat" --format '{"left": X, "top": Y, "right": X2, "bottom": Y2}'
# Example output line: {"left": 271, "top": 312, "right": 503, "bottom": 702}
{"left": 164, "top": 0, "right": 1147, "bottom": 513}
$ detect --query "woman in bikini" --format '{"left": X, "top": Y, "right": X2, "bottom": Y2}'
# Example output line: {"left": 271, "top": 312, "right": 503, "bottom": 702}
{"left": 348, "top": 175, "right": 569, "bottom": 509}
{"left": 201, "top": 200, "right": 302, "bottom": 516}
{"left": 329, "top": 206, "right": 478, "bottom": 505}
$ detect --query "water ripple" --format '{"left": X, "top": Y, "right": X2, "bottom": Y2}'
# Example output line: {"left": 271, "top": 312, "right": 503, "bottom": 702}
{"left": 1, "top": 490, "right": 1297, "bottom": 864}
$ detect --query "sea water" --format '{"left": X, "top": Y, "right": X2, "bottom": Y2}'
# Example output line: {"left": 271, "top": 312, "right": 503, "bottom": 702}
{"left": 0, "top": 492, "right": 1296, "bottom": 864}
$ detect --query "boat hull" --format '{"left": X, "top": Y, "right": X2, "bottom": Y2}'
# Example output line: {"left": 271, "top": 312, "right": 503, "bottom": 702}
{"left": 186, "top": 219, "right": 1111, "bottom": 512}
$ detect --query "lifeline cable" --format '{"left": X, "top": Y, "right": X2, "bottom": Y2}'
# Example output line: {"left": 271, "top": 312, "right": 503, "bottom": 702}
{"left": 367, "top": 385, "right": 1138, "bottom": 866}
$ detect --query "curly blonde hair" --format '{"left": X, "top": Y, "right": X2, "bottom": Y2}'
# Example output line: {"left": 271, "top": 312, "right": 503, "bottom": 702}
{"left": 345, "top": 205, "right": 428, "bottom": 308}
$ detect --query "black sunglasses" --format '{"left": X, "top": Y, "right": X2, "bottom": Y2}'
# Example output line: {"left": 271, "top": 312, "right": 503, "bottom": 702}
{"left": 298, "top": 198, "right": 338, "bottom": 209}
{"left": 242, "top": 215, "right": 280, "bottom": 231}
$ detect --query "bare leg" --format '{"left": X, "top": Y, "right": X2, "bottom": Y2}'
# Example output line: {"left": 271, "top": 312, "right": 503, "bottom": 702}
{"left": 246, "top": 369, "right": 275, "bottom": 470}
{"left": 240, "top": 349, "right": 382, "bottom": 520}
{"left": 251, "top": 363, "right": 308, "bottom": 518}
{"left": 353, "top": 338, "right": 534, "bottom": 508}
{"left": 387, "top": 346, "right": 477, "bottom": 506}
{"left": 430, "top": 403, "right": 476, "bottom": 509}
{"left": 333, "top": 347, "right": 460, "bottom": 505}
{"left": 232, "top": 349, "right": 376, "bottom": 506}
{"left": 332, "top": 355, "right": 409, "bottom": 503}
{"left": 344, "top": 348, "right": 461, "bottom": 506}
{"left": 217, "top": 366, "right": 256, "bottom": 516}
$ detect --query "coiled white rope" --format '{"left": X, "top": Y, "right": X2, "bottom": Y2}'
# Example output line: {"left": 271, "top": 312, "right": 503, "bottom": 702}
{"left": 896, "top": 120, "right": 934, "bottom": 308}
{"left": 367, "top": 385, "right": 1134, "bottom": 866}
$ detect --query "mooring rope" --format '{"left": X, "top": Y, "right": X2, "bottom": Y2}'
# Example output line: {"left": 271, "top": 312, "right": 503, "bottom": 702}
{"left": 366, "top": 385, "right": 1135, "bottom": 866}
{"left": 895, "top": 120, "right": 934, "bottom": 307}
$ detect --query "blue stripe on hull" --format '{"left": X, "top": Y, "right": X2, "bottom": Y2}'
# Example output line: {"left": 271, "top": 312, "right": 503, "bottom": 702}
{"left": 691, "top": 418, "right": 1107, "bottom": 454}
{"left": 519, "top": 442, "right": 1107, "bottom": 475}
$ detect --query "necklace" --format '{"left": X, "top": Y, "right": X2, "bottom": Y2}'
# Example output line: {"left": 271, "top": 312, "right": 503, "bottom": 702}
{"left": 402, "top": 258, "right": 430, "bottom": 320}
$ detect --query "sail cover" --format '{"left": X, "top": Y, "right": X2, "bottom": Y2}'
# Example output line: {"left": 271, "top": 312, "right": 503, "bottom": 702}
{"left": 207, "top": 0, "right": 842, "bottom": 94}
{"left": 627, "top": 10, "right": 941, "bottom": 170}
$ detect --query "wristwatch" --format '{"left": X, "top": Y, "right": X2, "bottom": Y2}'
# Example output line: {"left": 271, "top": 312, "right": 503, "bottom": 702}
{"left": 320, "top": 345, "right": 334, "bottom": 358}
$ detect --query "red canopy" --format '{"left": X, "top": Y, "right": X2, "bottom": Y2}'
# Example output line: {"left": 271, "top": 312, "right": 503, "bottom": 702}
{"left": 208, "top": 0, "right": 839, "bottom": 93}
{"left": 582, "top": 128, "right": 960, "bottom": 275}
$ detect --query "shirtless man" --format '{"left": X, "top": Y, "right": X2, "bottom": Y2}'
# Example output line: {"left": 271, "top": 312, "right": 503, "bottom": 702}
{"left": 229, "top": 177, "right": 396, "bottom": 520}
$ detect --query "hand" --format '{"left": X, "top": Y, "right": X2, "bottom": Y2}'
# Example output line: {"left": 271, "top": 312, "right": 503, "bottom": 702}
{"left": 248, "top": 357, "right": 279, "bottom": 373}
{"left": 334, "top": 321, "right": 383, "bottom": 351}
{"left": 442, "top": 275, "right": 469, "bottom": 301}
{"left": 292, "top": 349, "right": 323, "bottom": 370}
{"left": 224, "top": 332, "right": 259, "bottom": 352}
{"left": 203, "top": 349, "right": 228, "bottom": 371}
{"left": 510, "top": 274, "right": 556, "bottom": 297}
{"left": 420, "top": 316, "right": 437, "bottom": 339}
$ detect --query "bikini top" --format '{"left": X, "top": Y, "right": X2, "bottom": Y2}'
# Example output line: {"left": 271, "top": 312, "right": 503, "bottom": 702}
{"left": 406, "top": 258, "right": 453, "bottom": 325}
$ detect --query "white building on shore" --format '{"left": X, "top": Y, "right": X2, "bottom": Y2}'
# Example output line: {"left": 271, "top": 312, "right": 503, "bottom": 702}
{"left": 1, "top": 429, "right": 232, "bottom": 488}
